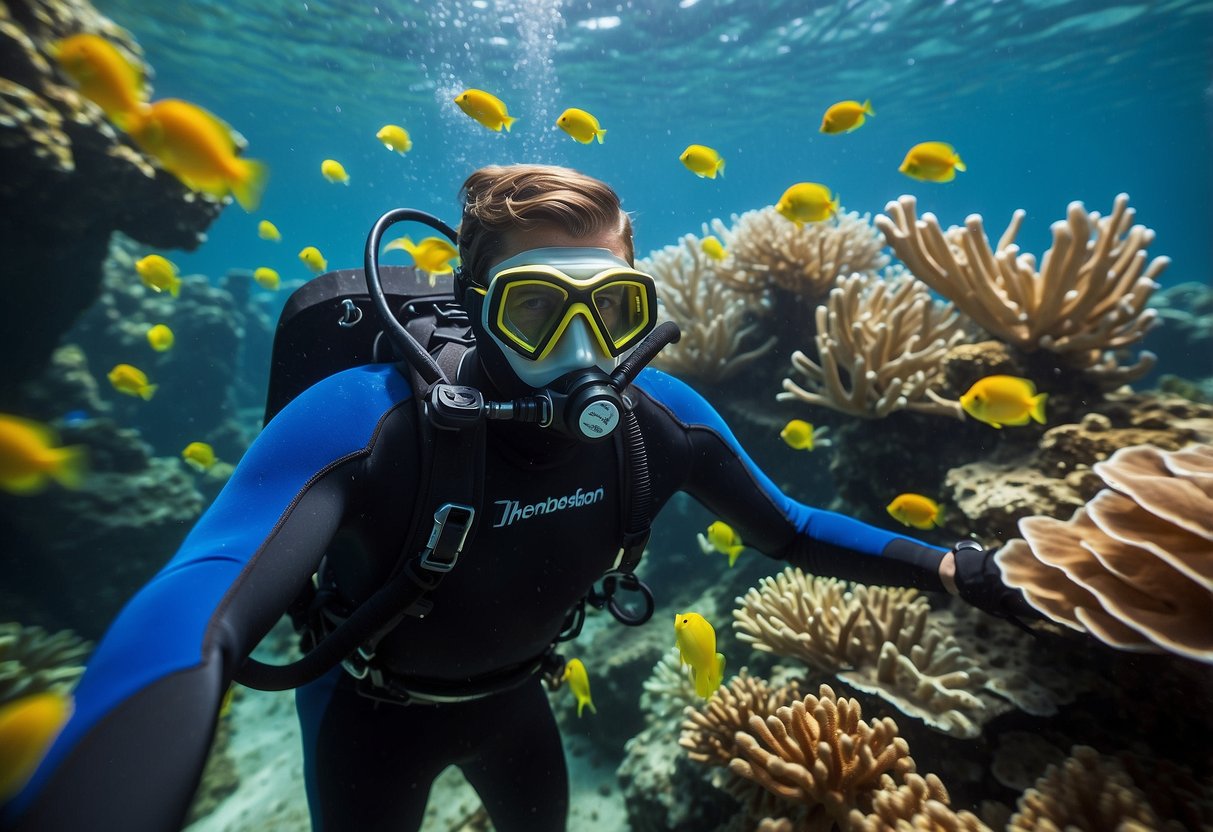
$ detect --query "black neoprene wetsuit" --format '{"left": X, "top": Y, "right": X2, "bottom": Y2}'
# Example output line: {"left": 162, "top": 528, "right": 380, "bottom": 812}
{"left": 2, "top": 361, "right": 948, "bottom": 832}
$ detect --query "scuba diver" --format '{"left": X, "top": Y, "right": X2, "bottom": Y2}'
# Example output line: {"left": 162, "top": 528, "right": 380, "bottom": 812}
{"left": 1, "top": 165, "right": 1025, "bottom": 832}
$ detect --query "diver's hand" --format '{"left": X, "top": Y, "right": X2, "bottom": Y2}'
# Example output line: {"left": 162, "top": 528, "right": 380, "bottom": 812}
{"left": 946, "top": 540, "right": 1040, "bottom": 623}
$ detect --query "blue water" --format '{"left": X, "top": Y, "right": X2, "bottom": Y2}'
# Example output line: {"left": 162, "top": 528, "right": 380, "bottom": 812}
{"left": 95, "top": 0, "right": 1213, "bottom": 295}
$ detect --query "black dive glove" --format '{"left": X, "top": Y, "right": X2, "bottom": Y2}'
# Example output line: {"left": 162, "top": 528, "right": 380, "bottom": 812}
{"left": 951, "top": 540, "right": 1040, "bottom": 626}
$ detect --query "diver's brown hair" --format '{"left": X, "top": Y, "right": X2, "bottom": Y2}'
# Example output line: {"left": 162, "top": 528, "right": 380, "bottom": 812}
{"left": 457, "top": 164, "right": 634, "bottom": 286}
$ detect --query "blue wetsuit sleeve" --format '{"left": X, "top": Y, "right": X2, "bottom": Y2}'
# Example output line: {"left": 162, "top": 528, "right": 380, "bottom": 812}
{"left": 2, "top": 364, "right": 413, "bottom": 832}
{"left": 634, "top": 368, "right": 947, "bottom": 591}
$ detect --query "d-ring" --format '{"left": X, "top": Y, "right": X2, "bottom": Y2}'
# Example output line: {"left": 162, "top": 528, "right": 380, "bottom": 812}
{"left": 338, "top": 299, "right": 363, "bottom": 328}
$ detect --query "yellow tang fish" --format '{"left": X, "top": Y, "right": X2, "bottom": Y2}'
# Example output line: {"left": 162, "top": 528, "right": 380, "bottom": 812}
{"left": 299, "top": 246, "right": 328, "bottom": 274}
{"left": 673, "top": 612, "right": 726, "bottom": 699}
{"left": 556, "top": 108, "right": 606, "bottom": 144}
{"left": 49, "top": 33, "right": 148, "bottom": 131}
{"left": 321, "top": 158, "right": 349, "bottom": 185}
{"left": 701, "top": 236, "right": 727, "bottom": 261}
{"left": 776, "top": 182, "right": 839, "bottom": 228}
{"left": 960, "top": 375, "right": 1047, "bottom": 429}
{"left": 779, "top": 418, "right": 815, "bottom": 451}
{"left": 146, "top": 323, "right": 174, "bottom": 352}
{"left": 108, "top": 364, "right": 157, "bottom": 400}
{"left": 385, "top": 236, "right": 460, "bottom": 281}
{"left": 820, "top": 99, "right": 874, "bottom": 134}
{"left": 0, "top": 413, "right": 87, "bottom": 495}
{"left": 258, "top": 220, "right": 281, "bottom": 241}
{"left": 899, "top": 141, "right": 967, "bottom": 183}
{"left": 886, "top": 493, "right": 943, "bottom": 530}
{"left": 454, "top": 89, "right": 517, "bottom": 132}
{"left": 376, "top": 124, "right": 413, "bottom": 154}
{"left": 135, "top": 254, "right": 181, "bottom": 297}
{"left": 254, "top": 267, "right": 280, "bottom": 291}
{"left": 679, "top": 144, "right": 725, "bottom": 179}
{"left": 563, "top": 658, "right": 596, "bottom": 717}
{"left": 697, "top": 520, "right": 745, "bottom": 568}
{"left": 129, "top": 98, "right": 269, "bottom": 211}
{"left": 0, "top": 691, "right": 74, "bottom": 802}
{"left": 182, "top": 441, "right": 217, "bottom": 471}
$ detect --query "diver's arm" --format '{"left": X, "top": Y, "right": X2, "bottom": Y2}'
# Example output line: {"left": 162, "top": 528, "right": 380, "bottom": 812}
{"left": 634, "top": 368, "right": 948, "bottom": 592}
{"left": 1, "top": 365, "right": 414, "bottom": 832}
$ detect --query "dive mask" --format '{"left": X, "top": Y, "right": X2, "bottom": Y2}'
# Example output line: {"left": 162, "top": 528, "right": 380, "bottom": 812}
{"left": 476, "top": 247, "right": 658, "bottom": 388}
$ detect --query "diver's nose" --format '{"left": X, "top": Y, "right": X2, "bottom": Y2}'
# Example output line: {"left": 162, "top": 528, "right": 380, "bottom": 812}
{"left": 559, "top": 313, "right": 608, "bottom": 362}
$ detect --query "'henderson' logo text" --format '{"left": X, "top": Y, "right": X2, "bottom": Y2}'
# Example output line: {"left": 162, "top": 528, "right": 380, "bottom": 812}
{"left": 493, "top": 486, "right": 606, "bottom": 528}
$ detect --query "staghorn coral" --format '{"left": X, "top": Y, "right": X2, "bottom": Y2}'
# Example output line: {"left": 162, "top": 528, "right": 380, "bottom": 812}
{"left": 996, "top": 443, "right": 1213, "bottom": 662}
{"left": 0, "top": 622, "right": 92, "bottom": 705}
{"left": 716, "top": 207, "right": 888, "bottom": 300}
{"left": 641, "top": 647, "right": 703, "bottom": 726}
{"left": 777, "top": 271, "right": 972, "bottom": 418}
{"left": 733, "top": 568, "right": 995, "bottom": 738}
{"left": 848, "top": 772, "right": 992, "bottom": 832}
{"left": 874, "top": 194, "right": 1166, "bottom": 384}
{"left": 1008, "top": 746, "right": 1187, "bottom": 832}
{"left": 728, "top": 684, "right": 915, "bottom": 832}
{"left": 641, "top": 234, "right": 776, "bottom": 383}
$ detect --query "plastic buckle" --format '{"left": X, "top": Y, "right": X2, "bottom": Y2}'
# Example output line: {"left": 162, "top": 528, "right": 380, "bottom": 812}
{"left": 341, "top": 644, "right": 375, "bottom": 680}
{"left": 419, "top": 503, "right": 475, "bottom": 572}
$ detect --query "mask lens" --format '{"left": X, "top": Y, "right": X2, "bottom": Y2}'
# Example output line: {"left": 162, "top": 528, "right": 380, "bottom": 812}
{"left": 592, "top": 281, "right": 651, "bottom": 349}
{"left": 499, "top": 280, "right": 568, "bottom": 352}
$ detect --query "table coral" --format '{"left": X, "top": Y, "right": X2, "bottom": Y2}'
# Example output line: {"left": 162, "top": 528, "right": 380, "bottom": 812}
{"left": 996, "top": 443, "right": 1213, "bottom": 663}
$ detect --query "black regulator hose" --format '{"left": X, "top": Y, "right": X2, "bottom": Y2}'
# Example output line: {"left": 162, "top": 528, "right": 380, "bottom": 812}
{"left": 611, "top": 321, "right": 681, "bottom": 391}
{"left": 363, "top": 208, "right": 460, "bottom": 387}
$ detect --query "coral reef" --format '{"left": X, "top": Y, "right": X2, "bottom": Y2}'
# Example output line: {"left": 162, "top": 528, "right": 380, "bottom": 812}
{"left": 874, "top": 194, "right": 1166, "bottom": 385}
{"left": 1008, "top": 746, "right": 1188, "bottom": 831}
{"left": 848, "top": 772, "right": 991, "bottom": 832}
{"left": 996, "top": 443, "right": 1213, "bottom": 662}
{"left": 0, "top": 0, "right": 223, "bottom": 396}
{"left": 0, "top": 621, "right": 91, "bottom": 705}
{"left": 734, "top": 569, "right": 1006, "bottom": 738}
{"left": 715, "top": 207, "right": 889, "bottom": 301}
{"left": 777, "top": 270, "right": 972, "bottom": 418}
{"left": 642, "top": 233, "right": 776, "bottom": 383}
{"left": 728, "top": 684, "right": 915, "bottom": 831}
{"left": 1145, "top": 281, "right": 1213, "bottom": 381}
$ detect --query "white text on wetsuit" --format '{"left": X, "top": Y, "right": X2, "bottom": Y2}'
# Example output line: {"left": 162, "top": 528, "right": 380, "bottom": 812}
{"left": 492, "top": 486, "right": 606, "bottom": 528}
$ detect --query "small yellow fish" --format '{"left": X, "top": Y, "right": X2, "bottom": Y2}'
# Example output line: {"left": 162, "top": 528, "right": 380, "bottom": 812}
{"left": 107, "top": 363, "right": 157, "bottom": 400}
{"left": 697, "top": 520, "right": 745, "bottom": 568}
{"left": 0, "top": 690, "right": 74, "bottom": 802}
{"left": 776, "top": 182, "right": 839, "bottom": 228}
{"left": 49, "top": 34, "right": 148, "bottom": 131}
{"left": 376, "top": 124, "right": 413, "bottom": 154}
{"left": 556, "top": 108, "right": 606, "bottom": 144}
{"left": 820, "top": 99, "right": 874, "bottom": 134}
{"left": 128, "top": 98, "right": 268, "bottom": 211}
{"left": 0, "top": 413, "right": 87, "bottom": 495}
{"left": 679, "top": 144, "right": 725, "bottom": 179}
{"left": 454, "top": 89, "right": 517, "bottom": 132}
{"left": 886, "top": 493, "right": 943, "bottom": 530}
{"left": 673, "top": 612, "right": 726, "bottom": 700}
{"left": 258, "top": 220, "right": 281, "bottom": 241}
{"left": 385, "top": 236, "right": 460, "bottom": 283}
{"left": 563, "top": 658, "right": 596, "bottom": 717}
{"left": 146, "top": 323, "right": 174, "bottom": 352}
{"left": 253, "top": 266, "right": 280, "bottom": 290}
{"left": 780, "top": 419, "right": 815, "bottom": 451}
{"left": 959, "top": 375, "right": 1047, "bottom": 429}
{"left": 135, "top": 254, "right": 182, "bottom": 297}
{"left": 321, "top": 158, "right": 349, "bottom": 185}
{"left": 701, "top": 236, "right": 727, "bottom": 261}
{"left": 299, "top": 246, "right": 328, "bottom": 274}
{"left": 182, "top": 441, "right": 217, "bottom": 472}
{"left": 899, "top": 141, "right": 967, "bottom": 183}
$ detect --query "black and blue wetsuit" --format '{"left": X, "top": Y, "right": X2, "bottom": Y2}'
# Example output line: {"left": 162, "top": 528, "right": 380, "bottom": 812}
{"left": 2, "top": 361, "right": 946, "bottom": 832}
